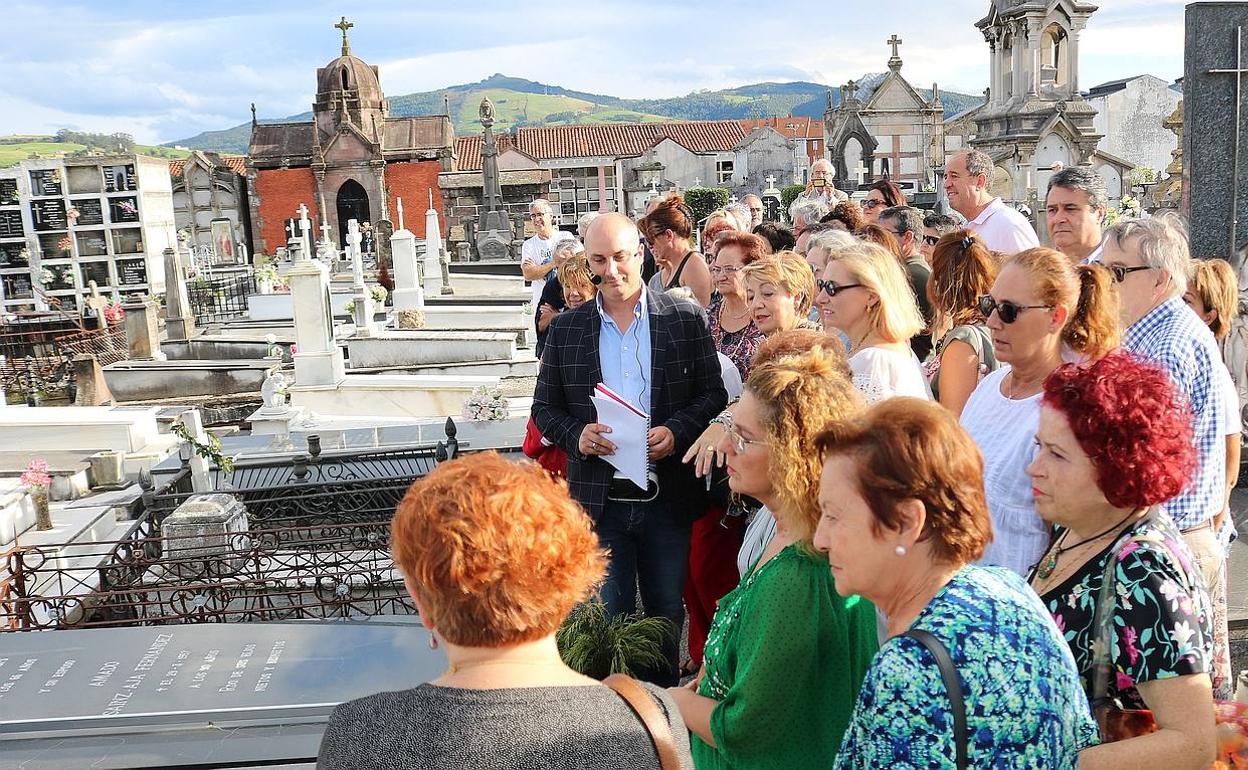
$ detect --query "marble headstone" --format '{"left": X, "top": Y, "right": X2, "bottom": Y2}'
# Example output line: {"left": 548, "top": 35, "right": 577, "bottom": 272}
{"left": 1185, "top": 2, "right": 1248, "bottom": 259}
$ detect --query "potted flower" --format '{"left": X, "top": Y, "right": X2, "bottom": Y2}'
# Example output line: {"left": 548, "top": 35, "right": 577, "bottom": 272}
{"left": 56, "top": 235, "right": 73, "bottom": 257}
{"left": 461, "top": 385, "right": 510, "bottom": 422}
{"left": 254, "top": 262, "right": 280, "bottom": 294}
{"left": 369, "top": 285, "right": 388, "bottom": 306}
{"left": 20, "top": 458, "right": 53, "bottom": 531}
{"left": 102, "top": 301, "right": 124, "bottom": 325}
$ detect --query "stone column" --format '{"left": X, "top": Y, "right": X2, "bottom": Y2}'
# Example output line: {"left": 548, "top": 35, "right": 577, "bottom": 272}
{"left": 390, "top": 222, "right": 425, "bottom": 326}
{"left": 989, "top": 39, "right": 1000, "bottom": 105}
{"left": 287, "top": 243, "right": 345, "bottom": 387}
{"left": 122, "top": 296, "right": 167, "bottom": 360}
{"left": 1011, "top": 27, "right": 1023, "bottom": 98}
{"left": 424, "top": 203, "right": 446, "bottom": 296}
{"left": 163, "top": 247, "right": 197, "bottom": 341}
{"left": 346, "top": 219, "right": 376, "bottom": 336}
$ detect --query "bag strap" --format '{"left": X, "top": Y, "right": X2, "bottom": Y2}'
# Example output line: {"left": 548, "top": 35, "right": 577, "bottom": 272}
{"left": 905, "top": 629, "right": 967, "bottom": 770}
{"left": 603, "top": 674, "right": 682, "bottom": 770}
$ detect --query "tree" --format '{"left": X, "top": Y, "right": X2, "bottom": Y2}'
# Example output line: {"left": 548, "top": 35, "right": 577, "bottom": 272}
{"left": 684, "top": 186, "right": 730, "bottom": 226}
{"left": 781, "top": 184, "right": 806, "bottom": 213}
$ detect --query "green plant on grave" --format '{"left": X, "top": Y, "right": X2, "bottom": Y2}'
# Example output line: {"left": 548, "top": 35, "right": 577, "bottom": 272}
{"left": 780, "top": 184, "right": 806, "bottom": 214}
{"left": 170, "top": 421, "right": 235, "bottom": 473}
{"left": 683, "top": 186, "right": 730, "bottom": 227}
{"left": 556, "top": 601, "right": 675, "bottom": 680}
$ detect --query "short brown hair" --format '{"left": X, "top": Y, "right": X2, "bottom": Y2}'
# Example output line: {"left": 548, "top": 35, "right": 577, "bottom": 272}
{"left": 1007, "top": 247, "right": 1119, "bottom": 359}
{"left": 640, "top": 196, "right": 694, "bottom": 240}
{"left": 928, "top": 230, "right": 997, "bottom": 327}
{"left": 821, "top": 201, "right": 865, "bottom": 232}
{"left": 748, "top": 347, "right": 864, "bottom": 540}
{"left": 391, "top": 452, "right": 607, "bottom": 647}
{"left": 816, "top": 398, "right": 992, "bottom": 565}
{"left": 715, "top": 231, "right": 769, "bottom": 266}
{"left": 855, "top": 223, "right": 902, "bottom": 261}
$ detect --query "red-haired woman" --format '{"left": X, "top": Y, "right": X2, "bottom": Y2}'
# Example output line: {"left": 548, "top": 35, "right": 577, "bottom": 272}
{"left": 642, "top": 197, "right": 713, "bottom": 306}
{"left": 859, "top": 179, "right": 906, "bottom": 224}
{"left": 1028, "top": 352, "right": 1215, "bottom": 768}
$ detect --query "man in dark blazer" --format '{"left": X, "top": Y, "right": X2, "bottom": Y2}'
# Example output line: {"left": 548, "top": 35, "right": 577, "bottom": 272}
{"left": 532, "top": 213, "right": 726, "bottom": 685}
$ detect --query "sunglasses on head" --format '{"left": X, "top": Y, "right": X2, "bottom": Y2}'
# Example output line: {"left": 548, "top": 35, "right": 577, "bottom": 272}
{"left": 977, "top": 295, "right": 1054, "bottom": 324}
{"left": 1108, "top": 264, "right": 1152, "bottom": 283}
{"left": 818, "top": 279, "right": 864, "bottom": 297}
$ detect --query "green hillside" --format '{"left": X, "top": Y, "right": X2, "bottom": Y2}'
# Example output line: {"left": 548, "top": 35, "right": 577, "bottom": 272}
{"left": 0, "top": 137, "right": 190, "bottom": 167}
{"left": 163, "top": 72, "right": 984, "bottom": 155}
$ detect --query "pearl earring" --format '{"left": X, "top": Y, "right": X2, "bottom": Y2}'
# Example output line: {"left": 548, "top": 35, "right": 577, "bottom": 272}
{"left": 428, "top": 632, "right": 439, "bottom": 650}
{"left": 894, "top": 545, "right": 907, "bottom": 557}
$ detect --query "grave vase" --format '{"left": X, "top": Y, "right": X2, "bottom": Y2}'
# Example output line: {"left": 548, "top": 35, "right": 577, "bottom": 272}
{"left": 32, "top": 487, "right": 51, "bottom": 531}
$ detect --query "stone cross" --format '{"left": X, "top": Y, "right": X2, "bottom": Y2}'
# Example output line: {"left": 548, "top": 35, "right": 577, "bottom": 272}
{"left": 729, "top": 194, "right": 738, "bottom": 204}
{"left": 334, "top": 16, "right": 353, "bottom": 56}
{"left": 397, "top": 197, "right": 405, "bottom": 231}
{"left": 852, "top": 161, "right": 869, "bottom": 187}
{"left": 694, "top": 177, "right": 702, "bottom": 187}
{"left": 765, "top": 174, "right": 777, "bottom": 189}
{"left": 888, "top": 34, "right": 903, "bottom": 59}
{"left": 346, "top": 219, "right": 365, "bottom": 288}
{"left": 319, "top": 219, "right": 332, "bottom": 246}
{"left": 297, "top": 204, "right": 313, "bottom": 257}
{"left": 1206, "top": 24, "right": 1248, "bottom": 257}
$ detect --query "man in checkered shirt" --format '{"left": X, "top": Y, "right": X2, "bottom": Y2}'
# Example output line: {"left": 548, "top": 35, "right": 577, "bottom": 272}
{"left": 1104, "top": 214, "right": 1233, "bottom": 698}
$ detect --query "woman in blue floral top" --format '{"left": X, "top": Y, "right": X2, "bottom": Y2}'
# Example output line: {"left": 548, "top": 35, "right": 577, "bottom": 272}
{"left": 814, "top": 398, "right": 1098, "bottom": 768}
{"left": 1028, "top": 352, "right": 1215, "bottom": 767}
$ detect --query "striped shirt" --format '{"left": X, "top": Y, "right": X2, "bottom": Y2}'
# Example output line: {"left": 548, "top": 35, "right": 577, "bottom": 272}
{"left": 1122, "top": 296, "right": 1226, "bottom": 529}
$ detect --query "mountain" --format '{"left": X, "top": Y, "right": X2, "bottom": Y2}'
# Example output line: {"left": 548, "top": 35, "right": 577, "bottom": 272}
{"left": 165, "top": 73, "right": 984, "bottom": 154}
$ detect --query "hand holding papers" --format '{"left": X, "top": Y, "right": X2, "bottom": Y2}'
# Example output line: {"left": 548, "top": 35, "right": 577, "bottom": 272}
{"left": 590, "top": 383, "right": 651, "bottom": 488}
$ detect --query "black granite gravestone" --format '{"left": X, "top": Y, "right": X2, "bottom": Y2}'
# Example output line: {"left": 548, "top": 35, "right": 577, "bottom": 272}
{"left": 1185, "top": 2, "right": 1248, "bottom": 260}
{"left": 0, "top": 619, "right": 441, "bottom": 769}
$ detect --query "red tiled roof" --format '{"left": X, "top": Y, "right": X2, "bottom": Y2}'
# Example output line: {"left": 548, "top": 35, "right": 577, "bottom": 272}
{"left": 739, "top": 117, "right": 825, "bottom": 141}
{"left": 453, "top": 121, "right": 746, "bottom": 171}
{"left": 168, "top": 155, "right": 248, "bottom": 177}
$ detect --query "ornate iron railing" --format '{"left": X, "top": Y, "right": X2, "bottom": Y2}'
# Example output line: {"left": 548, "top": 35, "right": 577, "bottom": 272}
{"left": 0, "top": 521, "right": 412, "bottom": 631}
{"left": 0, "top": 322, "right": 126, "bottom": 399}
{"left": 186, "top": 272, "right": 256, "bottom": 325}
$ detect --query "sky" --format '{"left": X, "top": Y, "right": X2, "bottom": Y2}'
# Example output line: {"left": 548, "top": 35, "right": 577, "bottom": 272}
{"left": 0, "top": 0, "right": 1186, "bottom": 145}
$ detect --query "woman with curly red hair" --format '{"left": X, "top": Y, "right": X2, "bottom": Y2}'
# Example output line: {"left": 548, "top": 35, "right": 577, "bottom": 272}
{"left": 1027, "top": 352, "right": 1215, "bottom": 768}
{"left": 318, "top": 452, "right": 693, "bottom": 769}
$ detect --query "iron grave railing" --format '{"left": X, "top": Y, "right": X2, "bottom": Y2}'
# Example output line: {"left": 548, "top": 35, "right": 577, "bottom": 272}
{"left": 186, "top": 272, "right": 256, "bottom": 326}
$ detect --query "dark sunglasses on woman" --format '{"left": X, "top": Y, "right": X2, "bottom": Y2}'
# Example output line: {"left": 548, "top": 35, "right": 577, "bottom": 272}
{"left": 977, "top": 294, "right": 1053, "bottom": 324}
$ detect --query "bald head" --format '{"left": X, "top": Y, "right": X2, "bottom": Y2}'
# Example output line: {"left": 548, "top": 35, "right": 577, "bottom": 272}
{"left": 584, "top": 213, "right": 643, "bottom": 302}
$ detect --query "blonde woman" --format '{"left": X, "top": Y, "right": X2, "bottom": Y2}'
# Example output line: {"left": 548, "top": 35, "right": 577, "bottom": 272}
{"left": 814, "top": 241, "right": 930, "bottom": 402}
{"left": 741, "top": 250, "right": 818, "bottom": 337}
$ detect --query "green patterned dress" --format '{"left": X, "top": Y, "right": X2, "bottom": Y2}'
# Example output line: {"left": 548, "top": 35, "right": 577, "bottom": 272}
{"left": 692, "top": 543, "right": 878, "bottom": 769}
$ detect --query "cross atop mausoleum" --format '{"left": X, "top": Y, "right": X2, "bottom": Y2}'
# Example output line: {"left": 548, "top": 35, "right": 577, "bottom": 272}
{"left": 887, "top": 34, "right": 903, "bottom": 71}
{"left": 335, "top": 16, "right": 354, "bottom": 56}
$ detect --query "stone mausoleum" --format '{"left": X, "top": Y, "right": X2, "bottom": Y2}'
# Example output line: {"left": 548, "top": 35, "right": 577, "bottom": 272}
{"left": 246, "top": 18, "right": 455, "bottom": 256}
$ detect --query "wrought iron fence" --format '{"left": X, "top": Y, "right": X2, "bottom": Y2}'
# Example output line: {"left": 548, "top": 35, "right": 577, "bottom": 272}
{"left": 186, "top": 272, "right": 256, "bottom": 325}
{"left": 0, "top": 521, "right": 412, "bottom": 631}
{"left": 0, "top": 322, "right": 126, "bottom": 399}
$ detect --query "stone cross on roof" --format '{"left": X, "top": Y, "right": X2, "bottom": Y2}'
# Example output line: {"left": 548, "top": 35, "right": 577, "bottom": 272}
{"left": 765, "top": 174, "right": 777, "bottom": 188}
{"left": 335, "top": 16, "right": 353, "bottom": 57}
{"left": 888, "top": 34, "right": 903, "bottom": 71}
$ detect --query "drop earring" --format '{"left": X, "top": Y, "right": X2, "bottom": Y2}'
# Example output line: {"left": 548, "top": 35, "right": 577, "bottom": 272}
{"left": 428, "top": 632, "right": 439, "bottom": 650}
{"left": 894, "top": 545, "right": 907, "bottom": 557}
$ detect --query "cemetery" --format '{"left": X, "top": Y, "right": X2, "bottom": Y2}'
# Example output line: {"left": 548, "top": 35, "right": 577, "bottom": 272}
{"left": 0, "top": 1, "right": 1245, "bottom": 767}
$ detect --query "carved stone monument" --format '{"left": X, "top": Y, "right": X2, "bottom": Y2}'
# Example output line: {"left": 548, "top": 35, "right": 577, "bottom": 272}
{"left": 474, "top": 97, "right": 516, "bottom": 261}
{"left": 286, "top": 219, "right": 345, "bottom": 388}
{"left": 163, "top": 247, "right": 197, "bottom": 341}
{"left": 161, "top": 493, "right": 248, "bottom": 576}
{"left": 390, "top": 197, "right": 426, "bottom": 327}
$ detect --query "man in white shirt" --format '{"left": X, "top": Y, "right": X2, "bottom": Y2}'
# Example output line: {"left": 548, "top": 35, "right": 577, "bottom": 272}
{"left": 1045, "top": 166, "right": 1106, "bottom": 265}
{"left": 521, "top": 198, "right": 560, "bottom": 305}
{"left": 944, "top": 149, "right": 1039, "bottom": 255}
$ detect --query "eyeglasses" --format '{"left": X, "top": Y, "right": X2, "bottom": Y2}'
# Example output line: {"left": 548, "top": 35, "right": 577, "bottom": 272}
{"left": 723, "top": 413, "right": 764, "bottom": 454}
{"left": 1108, "top": 264, "right": 1153, "bottom": 283}
{"left": 861, "top": 199, "right": 885, "bottom": 210}
{"left": 818, "top": 279, "right": 864, "bottom": 297}
{"left": 709, "top": 265, "right": 743, "bottom": 275}
{"left": 529, "top": 213, "right": 549, "bottom": 220}
{"left": 977, "top": 295, "right": 1054, "bottom": 324}
{"left": 923, "top": 235, "right": 941, "bottom": 246}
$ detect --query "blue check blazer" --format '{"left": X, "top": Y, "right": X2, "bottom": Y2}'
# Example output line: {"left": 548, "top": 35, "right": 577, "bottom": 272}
{"left": 532, "top": 288, "right": 728, "bottom": 522}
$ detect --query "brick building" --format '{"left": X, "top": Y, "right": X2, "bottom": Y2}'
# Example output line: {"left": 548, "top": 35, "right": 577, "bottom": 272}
{"left": 245, "top": 19, "right": 454, "bottom": 257}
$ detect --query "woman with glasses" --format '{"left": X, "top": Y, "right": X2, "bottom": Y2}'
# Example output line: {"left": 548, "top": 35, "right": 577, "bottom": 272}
{"left": 707, "top": 232, "right": 769, "bottom": 380}
{"left": 741, "top": 251, "right": 817, "bottom": 338}
{"left": 814, "top": 241, "right": 930, "bottom": 402}
{"left": 859, "top": 179, "right": 906, "bottom": 224}
{"left": 924, "top": 230, "right": 1000, "bottom": 416}
{"left": 667, "top": 347, "right": 879, "bottom": 770}
{"left": 641, "top": 196, "right": 713, "bottom": 306}
{"left": 959, "top": 247, "right": 1119, "bottom": 576}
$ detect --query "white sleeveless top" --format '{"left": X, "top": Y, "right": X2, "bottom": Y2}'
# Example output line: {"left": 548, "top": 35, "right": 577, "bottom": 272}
{"left": 849, "top": 346, "right": 933, "bottom": 403}
{"left": 959, "top": 366, "right": 1049, "bottom": 576}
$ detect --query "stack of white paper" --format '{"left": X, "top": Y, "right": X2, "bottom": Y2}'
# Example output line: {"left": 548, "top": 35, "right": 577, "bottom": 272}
{"left": 590, "top": 383, "right": 650, "bottom": 488}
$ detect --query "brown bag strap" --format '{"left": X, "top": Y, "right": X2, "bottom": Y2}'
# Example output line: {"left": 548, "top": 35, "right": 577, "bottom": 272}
{"left": 603, "top": 674, "right": 682, "bottom": 770}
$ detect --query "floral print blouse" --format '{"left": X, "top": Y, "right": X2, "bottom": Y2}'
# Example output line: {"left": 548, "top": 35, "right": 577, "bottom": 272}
{"left": 1034, "top": 511, "right": 1214, "bottom": 710}
{"left": 708, "top": 294, "right": 764, "bottom": 380}
{"left": 835, "top": 566, "right": 1098, "bottom": 769}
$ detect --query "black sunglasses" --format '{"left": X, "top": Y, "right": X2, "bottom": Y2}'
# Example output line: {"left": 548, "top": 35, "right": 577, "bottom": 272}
{"left": 923, "top": 235, "right": 941, "bottom": 246}
{"left": 1108, "top": 264, "right": 1152, "bottom": 283}
{"left": 818, "top": 279, "right": 864, "bottom": 297}
{"left": 977, "top": 295, "right": 1053, "bottom": 324}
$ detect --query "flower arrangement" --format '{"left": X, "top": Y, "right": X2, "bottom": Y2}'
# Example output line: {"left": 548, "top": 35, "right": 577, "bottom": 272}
{"left": 38, "top": 268, "right": 55, "bottom": 286}
{"left": 254, "top": 262, "right": 280, "bottom": 284}
{"left": 461, "top": 385, "right": 509, "bottom": 422}
{"left": 66, "top": 206, "right": 80, "bottom": 221}
{"left": 117, "top": 200, "right": 137, "bottom": 216}
{"left": 370, "top": 285, "right": 388, "bottom": 304}
{"left": 56, "top": 235, "right": 73, "bottom": 255}
{"left": 102, "top": 301, "right": 125, "bottom": 325}
{"left": 20, "top": 459, "right": 51, "bottom": 491}
{"left": 17, "top": 247, "right": 30, "bottom": 264}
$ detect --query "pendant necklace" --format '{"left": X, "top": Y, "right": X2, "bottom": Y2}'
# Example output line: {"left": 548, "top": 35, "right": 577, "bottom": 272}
{"left": 1034, "top": 509, "right": 1142, "bottom": 580}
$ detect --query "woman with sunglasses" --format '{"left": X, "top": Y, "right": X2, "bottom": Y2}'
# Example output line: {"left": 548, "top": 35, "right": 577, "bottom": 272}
{"left": 641, "top": 196, "right": 713, "bottom": 307}
{"left": 924, "top": 230, "right": 1000, "bottom": 416}
{"left": 815, "top": 241, "right": 930, "bottom": 402}
{"left": 667, "top": 346, "right": 879, "bottom": 770}
{"left": 959, "top": 247, "right": 1119, "bottom": 576}
{"left": 859, "top": 179, "right": 906, "bottom": 224}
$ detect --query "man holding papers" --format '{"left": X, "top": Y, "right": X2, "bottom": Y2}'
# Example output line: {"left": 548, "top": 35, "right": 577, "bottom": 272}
{"left": 532, "top": 213, "right": 727, "bottom": 686}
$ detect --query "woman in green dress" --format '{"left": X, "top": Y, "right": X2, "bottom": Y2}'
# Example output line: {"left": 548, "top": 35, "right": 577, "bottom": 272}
{"left": 666, "top": 340, "right": 880, "bottom": 769}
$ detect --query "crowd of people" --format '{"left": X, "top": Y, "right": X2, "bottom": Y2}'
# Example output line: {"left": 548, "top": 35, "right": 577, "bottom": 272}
{"left": 318, "top": 147, "right": 1241, "bottom": 769}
